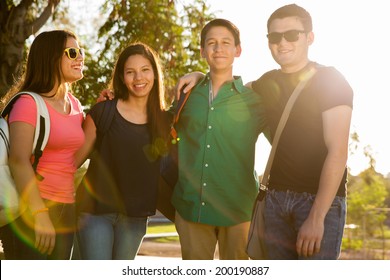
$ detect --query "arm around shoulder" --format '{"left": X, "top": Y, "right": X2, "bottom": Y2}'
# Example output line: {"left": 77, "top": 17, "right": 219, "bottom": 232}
{"left": 175, "top": 71, "right": 205, "bottom": 99}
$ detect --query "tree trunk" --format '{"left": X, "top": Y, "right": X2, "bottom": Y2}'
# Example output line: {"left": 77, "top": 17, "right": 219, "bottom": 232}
{"left": 0, "top": 0, "right": 60, "bottom": 98}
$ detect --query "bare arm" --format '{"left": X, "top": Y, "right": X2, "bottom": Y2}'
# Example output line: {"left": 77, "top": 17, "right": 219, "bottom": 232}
{"left": 75, "top": 114, "right": 97, "bottom": 168}
{"left": 175, "top": 71, "right": 205, "bottom": 100}
{"left": 9, "top": 122, "right": 55, "bottom": 255}
{"left": 296, "top": 105, "right": 352, "bottom": 257}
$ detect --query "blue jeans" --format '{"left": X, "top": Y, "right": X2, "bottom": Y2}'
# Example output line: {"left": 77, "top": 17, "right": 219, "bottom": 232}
{"left": 0, "top": 201, "right": 76, "bottom": 260}
{"left": 77, "top": 212, "right": 147, "bottom": 260}
{"left": 264, "top": 189, "right": 346, "bottom": 260}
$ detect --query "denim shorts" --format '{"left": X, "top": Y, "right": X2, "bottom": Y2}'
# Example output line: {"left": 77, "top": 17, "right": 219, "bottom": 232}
{"left": 264, "top": 189, "right": 346, "bottom": 260}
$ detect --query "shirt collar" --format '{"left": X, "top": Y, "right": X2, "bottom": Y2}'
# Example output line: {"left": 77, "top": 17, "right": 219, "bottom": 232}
{"left": 200, "top": 72, "right": 246, "bottom": 94}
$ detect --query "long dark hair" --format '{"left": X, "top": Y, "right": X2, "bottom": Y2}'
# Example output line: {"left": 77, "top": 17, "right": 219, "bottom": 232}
{"left": 4, "top": 30, "right": 78, "bottom": 100}
{"left": 109, "top": 42, "right": 171, "bottom": 157}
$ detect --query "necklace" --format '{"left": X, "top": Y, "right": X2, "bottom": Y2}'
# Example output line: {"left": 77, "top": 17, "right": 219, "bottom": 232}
{"left": 208, "top": 82, "right": 214, "bottom": 106}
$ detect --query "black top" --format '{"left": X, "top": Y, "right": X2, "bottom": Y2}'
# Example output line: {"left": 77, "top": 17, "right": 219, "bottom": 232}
{"left": 85, "top": 100, "right": 161, "bottom": 217}
{"left": 252, "top": 62, "right": 353, "bottom": 197}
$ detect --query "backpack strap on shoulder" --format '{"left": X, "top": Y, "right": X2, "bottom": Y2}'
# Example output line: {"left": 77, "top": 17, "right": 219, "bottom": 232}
{"left": 2, "top": 91, "right": 50, "bottom": 172}
{"left": 95, "top": 99, "right": 117, "bottom": 149}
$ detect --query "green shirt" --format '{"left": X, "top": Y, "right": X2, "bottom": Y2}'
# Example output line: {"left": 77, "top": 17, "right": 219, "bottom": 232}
{"left": 172, "top": 74, "right": 267, "bottom": 226}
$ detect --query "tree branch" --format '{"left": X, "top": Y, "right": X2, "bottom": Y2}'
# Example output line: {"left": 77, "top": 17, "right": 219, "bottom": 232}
{"left": 26, "top": 0, "right": 61, "bottom": 37}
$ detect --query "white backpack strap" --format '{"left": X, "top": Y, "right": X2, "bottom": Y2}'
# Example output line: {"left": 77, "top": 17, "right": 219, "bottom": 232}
{"left": 5, "top": 92, "right": 50, "bottom": 168}
{"left": 23, "top": 92, "right": 50, "bottom": 154}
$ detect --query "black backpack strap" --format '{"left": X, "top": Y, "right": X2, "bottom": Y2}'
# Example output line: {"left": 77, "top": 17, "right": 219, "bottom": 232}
{"left": 31, "top": 115, "right": 47, "bottom": 173}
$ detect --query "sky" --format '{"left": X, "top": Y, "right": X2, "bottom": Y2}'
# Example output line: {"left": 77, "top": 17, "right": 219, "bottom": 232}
{"left": 203, "top": 0, "right": 390, "bottom": 176}
{"left": 65, "top": 0, "right": 390, "bottom": 176}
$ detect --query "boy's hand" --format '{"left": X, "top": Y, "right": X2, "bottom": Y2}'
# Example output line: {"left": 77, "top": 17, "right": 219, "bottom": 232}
{"left": 97, "top": 89, "right": 114, "bottom": 103}
{"left": 175, "top": 72, "right": 205, "bottom": 100}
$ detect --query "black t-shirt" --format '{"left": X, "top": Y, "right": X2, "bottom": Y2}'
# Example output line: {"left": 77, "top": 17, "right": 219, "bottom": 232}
{"left": 252, "top": 62, "right": 353, "bottom": 196}
{"left": 86, "top": 100, "right": 161, "bottom": 217}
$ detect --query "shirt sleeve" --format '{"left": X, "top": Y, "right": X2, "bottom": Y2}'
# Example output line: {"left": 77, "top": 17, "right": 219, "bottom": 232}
{"left": 88, "top": 101, "right": 103, "bottom": 125}
{"left": 251, "top": 70, "right": 278, "bottom": 97}
{"left": 8, "top": 94, "right": 37, "bottom": 127}
{"left": 315, "top": 67, "right": 354, "bottom": 112}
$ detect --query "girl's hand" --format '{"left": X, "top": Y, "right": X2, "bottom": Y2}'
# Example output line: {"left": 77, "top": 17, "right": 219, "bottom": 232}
{"left": 34, "top": 212, "right": 56, "bottom": 255}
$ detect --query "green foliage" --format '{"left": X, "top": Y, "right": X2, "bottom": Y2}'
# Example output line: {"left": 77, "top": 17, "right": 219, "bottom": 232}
{"left": 343, "top": 132, "right": 390, "bottom": 257}
{"left": 342, "top": 236, "right": 363, "bottom": 250}
{"left": 74, "top": 0, "right": 214, "bottom": 106}
{"left": 347, "top": 168, "right": 389, "bottom": 236}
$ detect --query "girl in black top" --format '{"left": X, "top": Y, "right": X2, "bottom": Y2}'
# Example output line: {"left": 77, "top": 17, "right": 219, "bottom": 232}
{"left": 75, "top": 43, "right": 171, "bottom": 260}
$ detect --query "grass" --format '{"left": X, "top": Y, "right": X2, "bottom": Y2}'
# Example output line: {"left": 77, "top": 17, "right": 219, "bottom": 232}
{"left": 153, "top": 236, "right": 179, "bottom": 243}
{"left": 146, "top": 223, "right": 176, "bottom": 234}
{"left": 146, "top": 223, "right": 179, "bottom": 243}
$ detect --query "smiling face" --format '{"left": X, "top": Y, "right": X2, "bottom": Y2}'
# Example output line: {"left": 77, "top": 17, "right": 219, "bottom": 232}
{"left": 123, "top": 54, "right": 155, "bottom": 99}
{"left": 61, "top": 37, "right": 84, "bottom": 83}
{"left": 268, "top": 16, "right": 314, "bottom": 73}
{"left": 200, "top": 26, "right": 241, "bottom": 73}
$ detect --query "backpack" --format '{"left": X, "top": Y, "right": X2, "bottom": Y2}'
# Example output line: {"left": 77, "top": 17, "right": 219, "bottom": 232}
{"left": 0, "top": 91, "right": 50, "bottom": 227}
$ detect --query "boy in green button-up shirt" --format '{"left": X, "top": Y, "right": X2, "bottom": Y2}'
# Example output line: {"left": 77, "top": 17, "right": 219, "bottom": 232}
{"left": 172, "top": 19, "right": 267, "bottom": 260}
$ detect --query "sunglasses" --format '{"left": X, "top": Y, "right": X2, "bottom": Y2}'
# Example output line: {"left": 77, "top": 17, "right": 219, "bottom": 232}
{"left": 64, "top": 47, "right": 85, "bottom": 60}
{"left": 267, "top": 30, "right": 306, "bottom": 44}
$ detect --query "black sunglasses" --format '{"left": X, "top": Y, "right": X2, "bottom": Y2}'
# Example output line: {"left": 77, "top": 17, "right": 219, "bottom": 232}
{"left": 267, "top": 30, "right": 306, "bottom": 44}
{"left": 64, "top": 47, "right": 85, "bottom": 60}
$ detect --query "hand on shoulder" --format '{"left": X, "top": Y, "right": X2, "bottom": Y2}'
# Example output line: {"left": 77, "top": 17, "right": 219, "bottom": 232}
{"left": 97, "top": 89, "right": 114, "bottom": 103}
{"left": 175, "top": 71, "right": 205, "bottom": 100}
